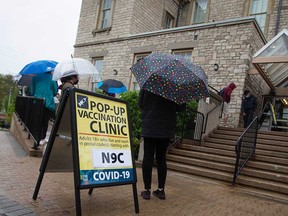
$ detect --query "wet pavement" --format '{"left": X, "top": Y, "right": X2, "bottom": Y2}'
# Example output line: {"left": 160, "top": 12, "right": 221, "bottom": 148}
{"left": 1, "top": 130, "right": 288, "bottom": 216}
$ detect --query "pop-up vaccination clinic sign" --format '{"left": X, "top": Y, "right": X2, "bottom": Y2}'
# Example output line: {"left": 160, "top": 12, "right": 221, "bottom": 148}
{"left": 74, "top": 92, "right": 135, "bottom": 186}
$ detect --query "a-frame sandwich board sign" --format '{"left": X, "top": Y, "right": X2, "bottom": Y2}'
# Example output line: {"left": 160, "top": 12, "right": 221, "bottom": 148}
{"left": 33, "top": 88, "right": 139, "bottom": 216}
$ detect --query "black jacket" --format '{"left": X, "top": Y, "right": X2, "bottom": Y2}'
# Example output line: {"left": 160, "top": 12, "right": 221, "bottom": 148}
{"left": 139, "top": 90, "right": 184, "bottom": 138}
{"left": 242, "top": 95, "right": 257, "bottom": 113}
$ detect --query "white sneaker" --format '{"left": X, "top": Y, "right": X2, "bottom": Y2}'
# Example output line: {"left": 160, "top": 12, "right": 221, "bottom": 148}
{"left": 39, "top": 139, "right": 46, "bottom": 145}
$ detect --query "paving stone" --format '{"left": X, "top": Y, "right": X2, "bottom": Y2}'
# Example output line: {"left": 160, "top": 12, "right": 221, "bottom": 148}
{"left": 2, "top": 130, "right": 288, "bottom": 215}
{"left": 0, "top": 197, "right": 35, "bottom": 216}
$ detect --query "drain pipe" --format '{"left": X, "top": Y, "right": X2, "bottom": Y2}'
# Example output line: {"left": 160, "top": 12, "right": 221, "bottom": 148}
{"left": 175, "top": 0, "right": 187, "bottom": 27}
{"left": 275, "top": 0, "right": 283, "bottom": 35}
{"left": 175, "top": 0, "right": 181, "bottom": 27}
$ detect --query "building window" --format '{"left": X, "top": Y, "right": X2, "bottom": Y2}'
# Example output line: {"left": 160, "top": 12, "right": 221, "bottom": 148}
{"left": 97, "top": 0, "right": 114, "bottom": 30}
{"left": 172, "top": 50, "right": 193, "bottom": 61}
{"left": 192, "top": 0, "right": 208, "bottom": 24}
{"left": 250, "top": 0, "right": 268, "bottom": 32}
{"left": 164, "top": 11, "right": 175, "bottom": 29}
{"left": 92, "top": 58, "right": 103, "bottom": 92}
{"left": 131, "top": 53, "right": 150, "bottom": 91}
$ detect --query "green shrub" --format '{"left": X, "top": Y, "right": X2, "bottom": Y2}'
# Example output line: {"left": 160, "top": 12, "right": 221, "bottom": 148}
{"left": 175, "top": 100, "right": 198, "bottom": 137}
{"left": 119, "top": 91, "right": 141, "bottom": 159}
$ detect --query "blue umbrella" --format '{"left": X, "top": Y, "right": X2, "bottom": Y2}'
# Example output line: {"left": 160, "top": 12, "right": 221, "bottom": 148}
{"left": 97, "top": 79, "right": 127, "bottom": 94}
{"left": 19, "top": 60, "right": 58, "bottom": 75}
{"left": 17, "top": 75, "right": 34, "bottom": 86}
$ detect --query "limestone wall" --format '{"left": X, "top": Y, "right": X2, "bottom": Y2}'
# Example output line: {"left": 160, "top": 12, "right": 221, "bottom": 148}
{"left": 76, "top": 0, "right": 288, "bottom": 47}
{"left": 74, "top": 19, "right": 266, "bottom": 127}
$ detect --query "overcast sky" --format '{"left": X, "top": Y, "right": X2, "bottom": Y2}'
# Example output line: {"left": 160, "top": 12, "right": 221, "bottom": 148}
{"left": 0, "top": 0, "right": 82, "bottom": 76}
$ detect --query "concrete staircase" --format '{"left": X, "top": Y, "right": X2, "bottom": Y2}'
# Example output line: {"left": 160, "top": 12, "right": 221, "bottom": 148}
{"left": 167, "top": 126, "right": 288, "bottom": 195}
{"left": 10, "top": 113, "right": 43, "bottom": 157}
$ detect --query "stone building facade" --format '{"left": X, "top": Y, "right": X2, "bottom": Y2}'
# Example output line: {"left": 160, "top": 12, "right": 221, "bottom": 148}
{"left": 73, "top": 0, "right": 288, "bottom": 127}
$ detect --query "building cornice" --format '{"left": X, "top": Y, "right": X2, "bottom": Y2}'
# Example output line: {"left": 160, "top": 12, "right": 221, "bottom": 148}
{"left": 74, "top": 16, "right": 267, "bottom": 48}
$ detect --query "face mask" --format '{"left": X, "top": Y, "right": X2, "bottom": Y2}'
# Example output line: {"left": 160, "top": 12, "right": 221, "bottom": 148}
{"left": 74, "top": 79, "right": 79, "bottom": 85}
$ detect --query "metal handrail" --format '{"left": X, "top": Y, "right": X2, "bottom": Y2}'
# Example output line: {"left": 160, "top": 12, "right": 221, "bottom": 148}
{"left": 169, "top": 106, "right": 205, "bottom": 149}
{"left": 258, "top": 101, "right": 277, "bottom": 129}
{"left": 15, "top": 96, "right": 45, "bottom": 149}
{"left": 182, "top": 106, "right": 205, "bottom": 141}
{"left": 203, "top": 85, "right": 224, "bottom": 133}
{"left": 169, "top": 85, "right": 223, "bottom": 148}
{"left": 233, "top": 116, "right": 258, "bottom": 185}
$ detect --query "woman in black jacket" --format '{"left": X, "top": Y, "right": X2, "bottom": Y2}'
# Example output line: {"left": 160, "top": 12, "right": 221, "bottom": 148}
{"left": 139, "top": 89, "right": 184, "bottom": 200}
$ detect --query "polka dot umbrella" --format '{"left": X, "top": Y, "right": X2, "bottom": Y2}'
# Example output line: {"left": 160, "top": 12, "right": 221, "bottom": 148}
{"left": 130, "top": 52, "right": 209, "bottom": 104}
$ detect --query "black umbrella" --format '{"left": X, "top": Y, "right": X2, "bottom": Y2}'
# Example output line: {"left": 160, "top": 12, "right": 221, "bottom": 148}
{"left": 97, "top": 79, "right": 127, "bottom": 94}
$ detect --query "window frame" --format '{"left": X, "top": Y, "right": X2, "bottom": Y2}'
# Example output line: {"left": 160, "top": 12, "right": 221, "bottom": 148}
{"left": 172, "top": 49, "right": 193, "bottom": 61}
{"left": 92, "top": 57, "right": 104, "bottom": 92}
{"left": 94, "top": 0, "right": 115, "bottom": 33}
{"left": 163, "top": 10, "right": 175, "bottom": 29}
{"left": 191, "top": 0, "right": 209, "bottom": 24}
{"left": 249, "top": 0, "right": 269, "bottom": 34}
{"left": 130, "top": 53, "right": 151, "bottom": 91}
{"left": 243, "top": 0, "right": 273, "bottom": 37}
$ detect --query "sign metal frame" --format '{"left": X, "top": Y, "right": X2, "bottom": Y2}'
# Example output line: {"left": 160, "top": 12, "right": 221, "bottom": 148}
{"left": 33, "top": 88, "right": 139, "bottom": 216}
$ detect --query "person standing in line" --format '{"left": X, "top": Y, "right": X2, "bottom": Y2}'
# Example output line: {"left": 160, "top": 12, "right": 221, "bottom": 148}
{"left": 30, "top": 71, "right": 58, "bottom": 147}
{"left": 58, "top": 70, "right": 79, "bottom": 102}
{"left": 59, "top": 70, "right": 79, "bottom": 92}
{"left": 103, "top": 90, "right": 116, "bottom": 97}
{"left": 242, "top": 90, "right": 257, "bottom": 128}
{"left": 139, "top": 89, "right": 185, "bottom": 200}
{"left": 222, "top": 82, "right": 237, "bottom": 127}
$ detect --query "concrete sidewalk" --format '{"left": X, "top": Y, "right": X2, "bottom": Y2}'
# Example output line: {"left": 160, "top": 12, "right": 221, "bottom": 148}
{"left": 1, "top": 130, "right": 288, "bottom": 216}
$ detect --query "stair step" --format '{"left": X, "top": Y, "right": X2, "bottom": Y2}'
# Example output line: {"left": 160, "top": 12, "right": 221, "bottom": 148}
{"left": 180, "top": 141, "right": 288, "bottom": 164}
{"left": 202, "top": 141, "right": 234, "bottom": 151}
{"left": 257, "top": 133, "right": 288, "bottom": 142}
{"left": 202, "top": 138, "right": 288, "bottom": 154}
{"left": 201, "top": 141, "right": 288, "bottom": 159}
{"left": 217, "top": 126, "right": 244, "bottom": 132}
{"left": 208, "top": 133, "right": 239, "bottom": 141}
{"left": 167, "top": 154, "right": 235, "bottom": 173}
{"left": 256, "top": 143, "right": 288, "bottom": 153}
{"left": 168, "top": 161, "right": 288, "bottom": 195}
{"left": 253, "top": 154, "right": 288, "bottom": 166}
{"left": 256, "top": 138, "right": 288, "bottom": 147}
{"left": 170, "top": 148, "right": 288, "bottom": 175}
{"left": 216, "top": 127, "right": 288, "bottom": 137}
{"left": 167, "top": 161, "right": 233, "bottom": 182}
{"left": 256, "top": 149, "right": 288, "bottom": 159}
{"left": 167, "top": 154, "right": 288, "bottom": 183}
{"left": 168, "top": 152, "right": 288, "bottom": 184}
{"left": 242, "top": 167, "right": 288, "bottom": 184}
{"left": 236, "top": 174, "right": 288, "bottom": 195}
{"left": 247, "top": 160, "right": 288, "bottom": 175}
{"left": 176, "top": 144, "right": 235, "bottom": 157}
{"left": 169, "top": 148, "right": 236, "bottom": 164}
{"left": 258, "top": 130, "right": 288, "bottom": 137}
{"left": 169, "top": 126, "right": 288, "bottom": 195}
{"left": 213, "top": 129, "right": 242, "bottom": 136}
{"left": 214, "top": 128, "right": 288, "bottom": 140}
{"left": 207, "top": 132, "right": 288, "bottom": 148}
{"left": 204, "top": 137, "right": 235, "bottom": 145}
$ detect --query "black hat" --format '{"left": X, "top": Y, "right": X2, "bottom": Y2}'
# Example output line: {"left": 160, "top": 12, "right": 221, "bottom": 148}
{"left": 244, "top": 90, "right": 250, "bottom": 96}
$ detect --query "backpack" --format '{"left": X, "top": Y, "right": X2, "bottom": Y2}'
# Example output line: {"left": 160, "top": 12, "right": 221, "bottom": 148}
{"left": 218, "top": 88, "right": 224, "bottom": 97}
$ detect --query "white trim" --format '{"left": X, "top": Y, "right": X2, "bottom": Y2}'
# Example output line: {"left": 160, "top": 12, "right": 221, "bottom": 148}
{"left": 128, "top": 16, "right": 265, "bottom": 41}
{"left": 253, "top": 29, "right": 288, "bottom": 58}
